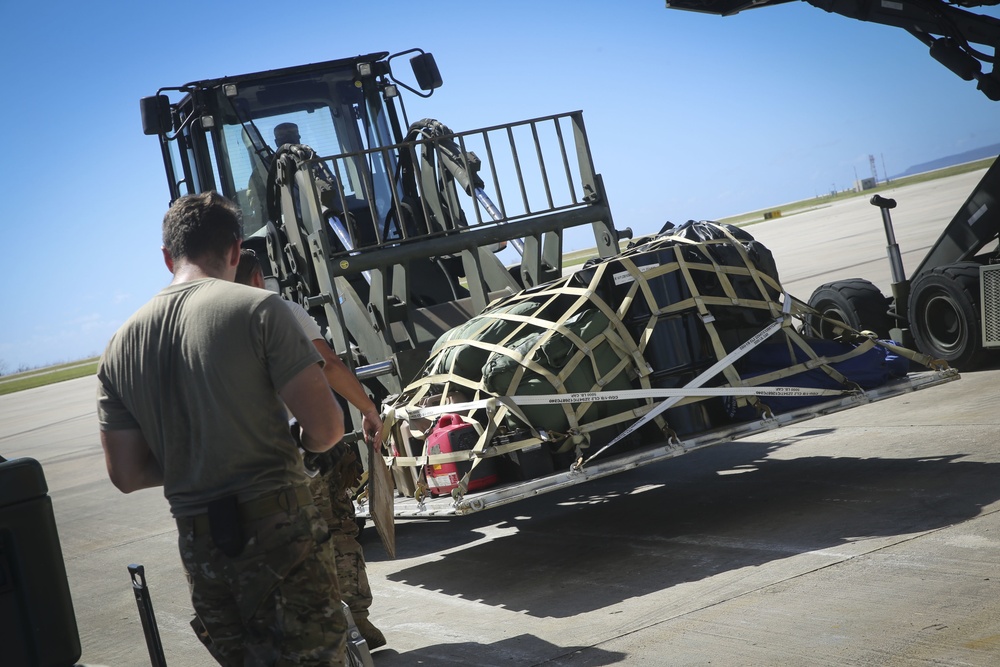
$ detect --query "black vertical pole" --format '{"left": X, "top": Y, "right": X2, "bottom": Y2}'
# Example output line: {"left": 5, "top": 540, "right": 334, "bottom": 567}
{"left": 128, "top": 564, "right": 168, "bottom": 667}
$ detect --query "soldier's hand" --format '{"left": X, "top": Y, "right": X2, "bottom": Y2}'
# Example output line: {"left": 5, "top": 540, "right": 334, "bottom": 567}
{"left": 362, "top": 408, "right": 383, "bottom": 452}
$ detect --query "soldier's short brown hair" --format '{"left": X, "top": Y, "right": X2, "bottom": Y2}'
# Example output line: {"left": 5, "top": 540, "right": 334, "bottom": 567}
{"left": 162, "top": 191, "right": 243, "bottom": 263}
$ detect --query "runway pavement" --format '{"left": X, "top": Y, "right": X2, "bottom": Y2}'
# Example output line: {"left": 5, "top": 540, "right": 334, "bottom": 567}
{"left": 2, "top": 168, "right": 999, "bottom": 666}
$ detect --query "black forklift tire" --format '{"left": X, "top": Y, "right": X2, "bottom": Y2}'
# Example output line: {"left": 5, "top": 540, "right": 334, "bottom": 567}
{"left": 804, "top": 278, "right": 892, "bottom": 339}
{"left": 907, "top": 262, "right": 991, "bottom": 370}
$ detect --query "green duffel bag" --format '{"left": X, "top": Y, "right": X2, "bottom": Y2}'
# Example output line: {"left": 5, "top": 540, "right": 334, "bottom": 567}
{"left": 427, "top": 299, "right": 542, "bottom": 381}
{"left": 483, "top": 308, "right": 637, "bottom": 434}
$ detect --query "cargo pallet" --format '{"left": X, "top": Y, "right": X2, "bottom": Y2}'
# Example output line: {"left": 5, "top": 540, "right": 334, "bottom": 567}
{"left": 359, "top": 367, "right": 958, "bottom": 518}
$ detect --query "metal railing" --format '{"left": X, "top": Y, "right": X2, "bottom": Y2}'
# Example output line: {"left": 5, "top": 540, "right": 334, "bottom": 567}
{"left": 305, "top": 111, "right": 609, "bottom": 274}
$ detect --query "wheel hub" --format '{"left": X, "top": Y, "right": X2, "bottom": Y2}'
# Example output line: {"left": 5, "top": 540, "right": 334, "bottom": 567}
{"left": 922, "top": 293, "right": 965, "bottom": 353}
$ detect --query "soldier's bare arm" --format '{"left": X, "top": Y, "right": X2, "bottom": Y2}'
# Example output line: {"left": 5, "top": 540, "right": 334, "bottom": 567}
{"left": 310, "top": 340, "right": 383, "bottom": 448}
{"left": 281, "top": 362, "right": 345, "bottom": 453}
{"left": 101, "top": 429, "right": 164, "bottom": 493}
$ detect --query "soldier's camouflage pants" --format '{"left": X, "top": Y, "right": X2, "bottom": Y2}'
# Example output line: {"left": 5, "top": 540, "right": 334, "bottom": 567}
{"left": 309, "top": 467, "right": 374, "bottom": 622}
{"left": 177, "top": 501, "right": 346, "bottom": 666}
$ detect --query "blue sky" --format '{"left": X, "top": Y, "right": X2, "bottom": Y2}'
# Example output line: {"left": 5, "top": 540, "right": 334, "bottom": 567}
{"left": 2, "top": 0, "right": 999, "bottom": 371}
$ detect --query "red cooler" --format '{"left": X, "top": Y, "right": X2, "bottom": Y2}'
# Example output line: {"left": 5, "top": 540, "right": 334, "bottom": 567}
{"left": 425, "top": 414, "right": 499, "bottom": 496}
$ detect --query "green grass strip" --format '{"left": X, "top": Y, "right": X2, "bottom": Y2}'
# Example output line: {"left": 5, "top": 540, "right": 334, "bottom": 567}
{"left": 0, "top": 360, "right": 100, "bottom": 395}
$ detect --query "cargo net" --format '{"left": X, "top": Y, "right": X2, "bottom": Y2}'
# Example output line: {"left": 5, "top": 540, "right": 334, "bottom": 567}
{"left": 381, "top": 220, "right": 937, "bottom": 502}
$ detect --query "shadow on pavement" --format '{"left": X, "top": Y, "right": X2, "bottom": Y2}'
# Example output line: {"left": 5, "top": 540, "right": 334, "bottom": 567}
{"left": 364, "top": 428, "right": 839, "bottom": 561}
{"left": 370, "top": 633, "right": 626, "bottom": 667}
{"left": 375, "top": 437, "right": 1000, "bottom": 619}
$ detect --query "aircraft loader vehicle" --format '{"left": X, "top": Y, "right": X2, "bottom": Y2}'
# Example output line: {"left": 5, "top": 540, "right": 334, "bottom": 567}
{"left": 665, "top": 0, "right": 1000, "bottom": 371}
{"left": 139, "top": 49, "right": 958, "bottom": 537}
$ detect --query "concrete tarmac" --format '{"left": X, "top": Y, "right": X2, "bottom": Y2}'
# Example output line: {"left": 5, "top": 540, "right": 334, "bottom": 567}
{"left": 2, "top": 168, "right": 999, "bottom": 666}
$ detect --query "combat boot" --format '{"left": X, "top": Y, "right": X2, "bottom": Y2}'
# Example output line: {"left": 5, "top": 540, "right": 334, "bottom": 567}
{"left": 354, "top": 617, "right": 386, "bottom": 650}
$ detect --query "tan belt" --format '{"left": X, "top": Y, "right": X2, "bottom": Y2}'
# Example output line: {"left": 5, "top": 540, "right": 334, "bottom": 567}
{"left": 181, "top": 485, "right": 313, "bottom": 535}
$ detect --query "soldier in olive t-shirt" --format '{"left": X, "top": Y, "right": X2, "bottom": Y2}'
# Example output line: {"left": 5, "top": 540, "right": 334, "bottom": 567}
{"left": 97, "top": 192, "right": 347, "bottom": 665}
{"left": 97, "top": 278, "right": 319, "bottom": 516}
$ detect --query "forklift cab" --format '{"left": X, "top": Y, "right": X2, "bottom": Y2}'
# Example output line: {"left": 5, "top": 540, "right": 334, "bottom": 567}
{"left": 140, "top": 51, "right": 441, "bottom": 246}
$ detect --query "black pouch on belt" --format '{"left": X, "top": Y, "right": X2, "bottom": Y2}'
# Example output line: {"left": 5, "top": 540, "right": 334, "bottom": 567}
{"left": 207, "top": 495, "right": 245, "bottom": 557}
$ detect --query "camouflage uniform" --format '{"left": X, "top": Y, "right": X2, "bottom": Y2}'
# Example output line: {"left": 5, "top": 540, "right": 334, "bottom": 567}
{"left": 177, "top": 490, "right": 346, "bottom": 666}
{"left": 306, "top": 445, "right": 382, "bottom": 648}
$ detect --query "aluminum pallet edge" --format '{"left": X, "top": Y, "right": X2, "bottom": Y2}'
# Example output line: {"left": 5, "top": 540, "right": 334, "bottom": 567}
{"left": 358, "top": 368, "right": 960, "bottom": 519}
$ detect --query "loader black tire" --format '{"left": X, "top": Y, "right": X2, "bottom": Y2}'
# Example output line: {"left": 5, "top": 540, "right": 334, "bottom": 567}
{"left": 908, "top": 262, "right": 992, "bottom": 371}
{"left": 804, "top": 278, "right": 892, "bottom": 340}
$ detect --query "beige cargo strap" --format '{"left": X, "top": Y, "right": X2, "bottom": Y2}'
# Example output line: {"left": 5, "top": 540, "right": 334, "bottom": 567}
{"left": 800, "top": 297, "right": 948, "bottom": 370}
